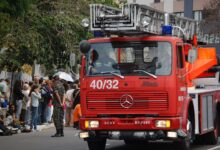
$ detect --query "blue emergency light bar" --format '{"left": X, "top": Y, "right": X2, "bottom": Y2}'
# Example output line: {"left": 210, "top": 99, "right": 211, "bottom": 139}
{"left": 162, "top": 25, "right": 172, "bottom": 36}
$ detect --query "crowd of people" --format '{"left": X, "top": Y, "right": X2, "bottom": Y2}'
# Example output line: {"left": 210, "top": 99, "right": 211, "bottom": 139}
{"left": 0, "top": 74, "right": 81, "bottom": 137}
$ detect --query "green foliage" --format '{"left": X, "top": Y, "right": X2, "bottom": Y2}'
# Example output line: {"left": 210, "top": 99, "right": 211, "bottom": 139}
{"left": 0, "top": 0, "right": 34, "bottom": 17}
{"left": 0, "top": 0, "right": 116, "bottom": 73}
{"left": 89, "top": 0, "right": 118, "bottom": 6}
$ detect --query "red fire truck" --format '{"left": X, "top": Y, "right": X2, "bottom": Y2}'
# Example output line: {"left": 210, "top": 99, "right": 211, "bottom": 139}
{"left": 78, "top": 3, "right": 220, "bottom": 150}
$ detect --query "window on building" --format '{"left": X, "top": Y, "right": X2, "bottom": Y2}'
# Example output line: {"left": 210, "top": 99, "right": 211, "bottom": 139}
{"left": 154, "top": 0, "right": 160, "bottom": 3}
{"left": 175, "top": 12, "right": 184, "bottom": 17}
{"left": 193, "top": 11, "right": 203, "bottom": 21}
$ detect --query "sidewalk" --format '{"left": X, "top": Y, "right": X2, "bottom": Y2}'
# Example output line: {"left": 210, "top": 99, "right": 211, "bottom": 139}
{"left": 0, "top": 123, "right": 54, "bottom": 134}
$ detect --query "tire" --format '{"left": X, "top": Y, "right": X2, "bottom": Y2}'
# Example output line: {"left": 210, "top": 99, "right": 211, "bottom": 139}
{"left": 194, "top": 135, "right": 204, "bottom": 145}
{"left": 205, "top": 130, "right": 218, "bottom": 145}
{"left": 87, "top": 138, "right": 106, "bottom": 150}
{"left": 203, "top": 113, "right": 219, "bottom": 145}
{"left": 175, "top": 116, "right": 194, "bottom": 150}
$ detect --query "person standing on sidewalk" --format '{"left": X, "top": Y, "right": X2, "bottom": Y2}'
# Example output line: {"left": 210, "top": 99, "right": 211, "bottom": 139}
{"left": 41, "top": 80, "right": 53, "bottom": 124}
{"left": 51, "top": 75, "right": 65, "bottom": 137}
{"left": 14, "top": 80, "right": 24, "bottom": 120}
{"left": 29, "top": 85, "right": 41, "bottom": 131}
{"left": 64, "top": 83, "right": 75, "bottom": 127}
{"left": 22, "top": 84, "right": 31, "bottom": 127}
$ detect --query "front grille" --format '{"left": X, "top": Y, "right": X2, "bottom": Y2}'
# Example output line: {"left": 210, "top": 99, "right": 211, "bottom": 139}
{"left": 87, "top": 91, "right": 168, "bottom": 111}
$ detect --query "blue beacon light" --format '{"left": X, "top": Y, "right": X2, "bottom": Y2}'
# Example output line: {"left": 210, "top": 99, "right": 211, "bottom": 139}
{"left": 162, "top": 25, "right": 172, "bottom": 36}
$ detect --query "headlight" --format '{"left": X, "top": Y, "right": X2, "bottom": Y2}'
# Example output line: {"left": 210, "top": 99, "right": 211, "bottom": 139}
{"left": 85, "top": 120, "right": 99, "bottom": 128}
{"left": 141, "top": 16, "right": 151, "bottom": 27}
{"left": 81, "top": 18, "right": 90, "bottom": 28}
{"left": 155, "top": 120, "right": 171, "bottom": 128}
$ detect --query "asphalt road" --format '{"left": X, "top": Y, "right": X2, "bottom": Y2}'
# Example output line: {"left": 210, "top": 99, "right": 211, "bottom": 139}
{"left": 0, "top": 127, "right": 220, "bottom": 150}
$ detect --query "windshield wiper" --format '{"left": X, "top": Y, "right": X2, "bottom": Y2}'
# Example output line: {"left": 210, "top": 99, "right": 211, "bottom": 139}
{"left": 100, "top": 71, "right": 124, "bottom": 79}
{"left": 133, "top": 70, "right": 157, "bottom": 79}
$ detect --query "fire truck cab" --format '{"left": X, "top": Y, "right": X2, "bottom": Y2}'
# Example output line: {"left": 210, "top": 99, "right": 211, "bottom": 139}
{"left": 78, "top": 3, "right": 220, "bottom": 150}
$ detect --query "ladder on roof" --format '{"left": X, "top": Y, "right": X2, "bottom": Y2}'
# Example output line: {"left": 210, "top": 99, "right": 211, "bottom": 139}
{"left": 90, "top": 3, "right": 220, "bottom": 44}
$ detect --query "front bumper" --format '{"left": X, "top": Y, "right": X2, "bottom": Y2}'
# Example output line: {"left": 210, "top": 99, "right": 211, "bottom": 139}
{"left": 80, "top": 117, "right": 181, "bottom": 130}
{"left": 79, "top": 129, "right": 187, "bottom": 140}
{"left": 79, "top": 117, "right": 187, "bottom": 140}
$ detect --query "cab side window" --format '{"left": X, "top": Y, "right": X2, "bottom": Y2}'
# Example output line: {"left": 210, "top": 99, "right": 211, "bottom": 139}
{"left": 177, "top": 45, "right": 184, "bottom": 68}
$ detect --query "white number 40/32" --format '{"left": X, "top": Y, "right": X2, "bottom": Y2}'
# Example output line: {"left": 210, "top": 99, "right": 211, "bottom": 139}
{"left": 90, "top": 80, "right": 119, "bottom": 89}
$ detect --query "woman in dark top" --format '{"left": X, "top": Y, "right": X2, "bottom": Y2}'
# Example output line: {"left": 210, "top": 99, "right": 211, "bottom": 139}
{"left": 13, "top": 80, "right": 24, "bottom": 120}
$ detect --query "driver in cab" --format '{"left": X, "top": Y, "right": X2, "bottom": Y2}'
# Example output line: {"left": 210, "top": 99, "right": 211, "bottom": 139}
{"left": 143, "top": 48, "right": 158, "bottom": 74}
{"left": 89, "top": 49, "right": 116, "bottom": 75}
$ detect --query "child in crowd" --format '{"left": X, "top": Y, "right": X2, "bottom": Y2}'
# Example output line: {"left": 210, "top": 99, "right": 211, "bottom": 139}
{"left": 29, "top": 85, "right": 41, "bottom": 131}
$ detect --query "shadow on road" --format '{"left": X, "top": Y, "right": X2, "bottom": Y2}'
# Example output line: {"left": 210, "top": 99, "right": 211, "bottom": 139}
{"left": 106, "top": 140, "right": 205, "bottom": 150}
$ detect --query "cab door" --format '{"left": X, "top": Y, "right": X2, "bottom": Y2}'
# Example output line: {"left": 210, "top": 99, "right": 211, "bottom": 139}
{"left": 176, "top": 43, "right": 188, "bottom": 113}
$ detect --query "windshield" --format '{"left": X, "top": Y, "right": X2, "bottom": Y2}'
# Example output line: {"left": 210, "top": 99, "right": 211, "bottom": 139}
{"left": 86, "top": 41, "right": 172, "bottom": 77}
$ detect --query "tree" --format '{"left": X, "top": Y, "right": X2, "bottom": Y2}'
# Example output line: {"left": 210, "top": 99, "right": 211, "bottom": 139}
{"left": 0, "top": 0, "right": 117, "bottom": 73}
{"left": 203, "top": 0, "right": 220, "bottom": 34}
{"left": 0, "top": 0, "right": 33, "bottom": 17}
{"left": 0, "top": 0, "right": 35, "bottom": 72}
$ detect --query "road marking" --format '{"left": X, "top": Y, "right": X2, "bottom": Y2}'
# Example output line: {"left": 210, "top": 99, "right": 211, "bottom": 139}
{"left": 207, "top": 145, "right": 220, "bottom": 150}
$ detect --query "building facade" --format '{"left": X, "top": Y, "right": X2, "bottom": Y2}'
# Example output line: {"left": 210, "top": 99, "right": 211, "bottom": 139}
{"left": 127, "top": 0, "right": 211, "bottom": 21}
{"left": 127, "top": 0, "right": 154, "bottom": 5}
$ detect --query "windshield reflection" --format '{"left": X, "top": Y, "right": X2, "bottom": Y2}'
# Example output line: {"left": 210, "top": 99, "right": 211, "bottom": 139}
{"left": 87, "top": 41, "right": 172, "bottom": 77}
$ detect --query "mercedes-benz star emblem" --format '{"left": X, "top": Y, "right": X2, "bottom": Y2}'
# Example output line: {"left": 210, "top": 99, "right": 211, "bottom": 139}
{"left": 120, "top": 94, "right": 134, "bottom": 109}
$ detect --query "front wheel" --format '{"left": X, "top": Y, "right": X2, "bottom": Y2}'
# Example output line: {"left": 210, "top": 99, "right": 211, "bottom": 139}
{"left": 175, "top": 117, "right": 194, "bottom": 150}
{"left": 87, "top": 138, "right": 106, "bottom": 150}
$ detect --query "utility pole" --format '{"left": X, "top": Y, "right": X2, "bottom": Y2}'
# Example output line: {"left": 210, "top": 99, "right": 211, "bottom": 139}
{"left": 184, "top": 0, "right": 193, "bottom": 19}
{"left": 164, "top": 0, "right": 174, "bottom": 13}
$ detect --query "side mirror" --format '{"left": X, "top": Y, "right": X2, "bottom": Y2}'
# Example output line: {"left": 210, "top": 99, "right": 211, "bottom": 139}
{"left": 79, "top": 40, "right": 91, "bottom": 54}
{"left": 188, "top": 48, "right": 197, "bottom": 63}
